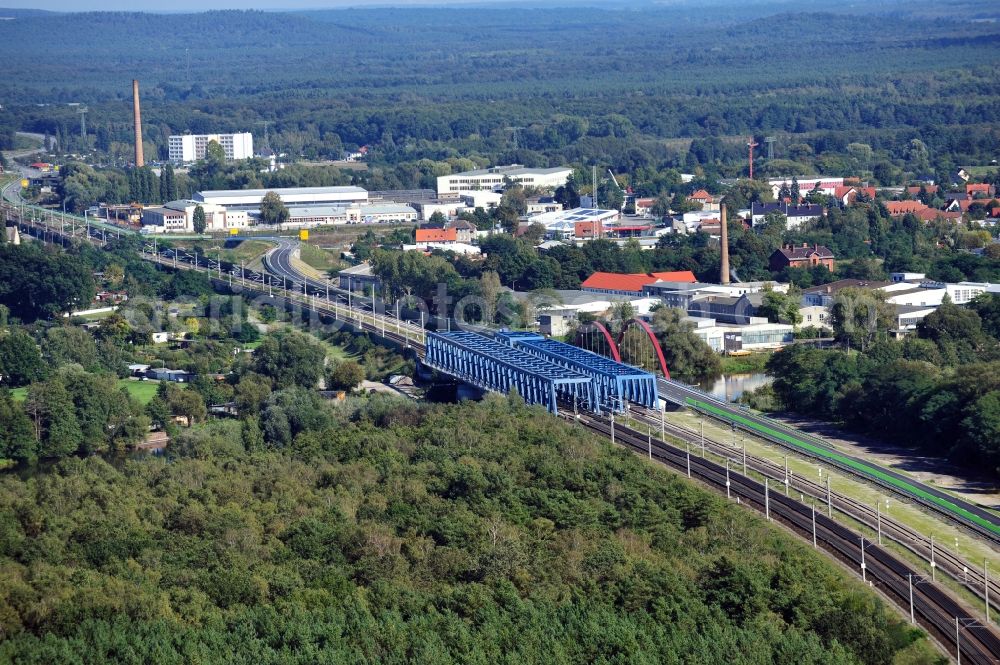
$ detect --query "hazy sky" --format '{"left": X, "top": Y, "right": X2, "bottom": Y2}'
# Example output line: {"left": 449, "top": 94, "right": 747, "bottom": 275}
{"left": 0, "top": 0, "right": 468, "bottom": 9}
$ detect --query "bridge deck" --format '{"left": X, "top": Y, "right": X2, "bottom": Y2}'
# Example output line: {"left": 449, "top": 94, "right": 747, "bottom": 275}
{"left": 424, "top": 331, "right": 596, "bottom": 414}
{"left": 497, "top": 331, "right": 658, "bottom": 410}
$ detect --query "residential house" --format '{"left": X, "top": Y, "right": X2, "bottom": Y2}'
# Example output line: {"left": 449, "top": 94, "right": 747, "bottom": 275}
{"left": 449, "top": 220, "right": 476, "bottom": 243}
{"left": 916, "top": 208, "right": 961, "bottom": 223}
{"left": 945, "top": 198, "right": 976, "bottom": 214}
{"left": 906, "top": 184, "right": 939, "bottom": 197}
{"left": 689, "top": 189, "right": 719, "bottom": 211}
{"left": 833, "top": 185, "right": 876, "bottom": 206}
{"left": 415, "top": 227, "right": 458, "bottom": 244}
{"left": 798, "top": 305, "right": 832, "bottom": 330}
{"left": 418, "top": 219, "right": 476, "bottom": 243}
{"left": 749, "top": 202, "right": 824, "bottom": 229}
{"left": 967, "top": 183, "right": 996, "bottom": 199}
{"left": 769, "top": 244, "right": 835, "bottom": 273}
{"left": 884, "top": 201, "right": 928, "bottom": 217}
{"left": 634, "top": 197, "right": 657, "bottom": 217}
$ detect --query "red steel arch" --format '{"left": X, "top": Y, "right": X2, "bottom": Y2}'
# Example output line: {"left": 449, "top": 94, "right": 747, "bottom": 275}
{"left": 616, "top": 318, "right": 671, "bottom": 379}
{"left": 574, "top": 320, "right": 622, "bottom": 362}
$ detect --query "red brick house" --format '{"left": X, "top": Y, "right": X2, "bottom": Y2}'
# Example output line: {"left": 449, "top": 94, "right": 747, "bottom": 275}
{"left": 885, "top": 201, "right": 928, "bottom": 217}
{"left": 833, "top": 186, "right": 876, "bottom": 205}
{"left": 690, "top": 189, "right": 714, "bottom": 206}
{"left": 907, "top": 184, "right": 939, "bottom": 197}
{"left": 967, "top": 183, "right": 995, "bottom": 198}
{"left": 414, "top": 227, "right": 457, "bottom": 243}
{"left": 769, "top": 244, "right": 835, "bottom": 273}
{"left": 916, "top": 208, "right": 961, "bottom": 223}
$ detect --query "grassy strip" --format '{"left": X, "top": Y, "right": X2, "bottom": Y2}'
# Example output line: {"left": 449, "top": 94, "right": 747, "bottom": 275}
{"left": 665, "top": 408, "right": 999, "bottom": 583}
{"left": 299, "top": 242, "right": 345, "bottom": 272}
{"left": 688, "top": 397, "right": 1000, "bottom": 537}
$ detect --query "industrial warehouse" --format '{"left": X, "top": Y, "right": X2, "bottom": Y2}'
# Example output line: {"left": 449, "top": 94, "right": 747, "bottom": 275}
{"left": 140, "top": 186, "right": 422, "bottom": 233}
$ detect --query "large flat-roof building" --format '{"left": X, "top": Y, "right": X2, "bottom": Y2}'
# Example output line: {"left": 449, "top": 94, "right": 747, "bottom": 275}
{"left": 169, "top": 133, "right": 254, "bottom": 163}
{"left": 195, "top": 186, "right": 368, "bottom": 210}
{"left": 437, "top": 164, "right": 572, "bottom": 195}
{"left": 259, "top": 202, "right": 416, "bottom": 228}
{"left": 140, "top": 199, "right": 247, "bottom": 234}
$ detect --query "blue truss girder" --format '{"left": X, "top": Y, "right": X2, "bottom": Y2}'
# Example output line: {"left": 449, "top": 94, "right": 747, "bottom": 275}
{"left": 424, "top": 331, "right": 596, "bottom": 414}
{"left": 496, "top": 332, "right": 658, "bottom": 410}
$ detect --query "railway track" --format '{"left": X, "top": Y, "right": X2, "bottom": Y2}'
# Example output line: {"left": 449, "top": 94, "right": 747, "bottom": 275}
{"left": 625, "top": 405, "right": 1000, "bottom": 620}
{"left": 9, "top": 195, "right": 999, "bottom": 543}
{"left": 569, "top": 412, "right": 1000, "bottom": 664}
{"left": 10, "top": 203, "right": 1000, "bottom": 661}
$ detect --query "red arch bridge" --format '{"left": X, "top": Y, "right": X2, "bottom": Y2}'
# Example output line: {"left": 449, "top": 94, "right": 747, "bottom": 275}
{"left": 573, "top": 319, "right": 671, "bottom": 380}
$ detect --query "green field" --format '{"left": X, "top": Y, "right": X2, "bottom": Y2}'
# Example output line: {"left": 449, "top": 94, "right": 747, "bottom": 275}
{"left": 298, "top": 242, "right": 344, "bottom": 272}
{"left": 10, "top": 379, "right": 164, "bottom": 405}
{"left": 221, "top": 240, "right": 273, "bottom": 264}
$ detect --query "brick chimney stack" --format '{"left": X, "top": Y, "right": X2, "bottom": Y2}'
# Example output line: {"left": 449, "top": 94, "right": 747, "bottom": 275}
{"left": 720, "top": 203, "right": 730, "bottom": 285}
{"left": 132, "top": 80, "right": 144, "bottom": 168}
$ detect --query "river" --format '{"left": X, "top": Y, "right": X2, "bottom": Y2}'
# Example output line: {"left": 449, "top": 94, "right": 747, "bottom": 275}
{"left": 698, "top": 373, "right": 772, "bottom": 403}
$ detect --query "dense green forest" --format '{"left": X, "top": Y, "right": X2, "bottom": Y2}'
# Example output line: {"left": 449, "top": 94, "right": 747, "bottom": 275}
{"left": 0, "top": 395, "right": 938, "bottom": 663}
{"left": 1, "top": 1, "right": 997, "bottom": 187}
{"left": 745, "top": 295, "right": 1000, "bottom": 475}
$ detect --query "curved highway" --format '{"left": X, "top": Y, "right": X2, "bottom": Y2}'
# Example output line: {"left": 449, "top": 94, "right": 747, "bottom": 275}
{"left": 258, "top": 228, "right": 1000, "bottom": 544}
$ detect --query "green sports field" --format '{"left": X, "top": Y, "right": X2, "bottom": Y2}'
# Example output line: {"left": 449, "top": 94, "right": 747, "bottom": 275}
{"left": 10, "top": 379, "right": 166, "bottom": 405}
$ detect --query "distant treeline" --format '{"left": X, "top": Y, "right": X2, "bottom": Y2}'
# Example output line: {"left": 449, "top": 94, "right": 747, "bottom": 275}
{"left": 1, "top": 4, "right": 997, "bottom": 183}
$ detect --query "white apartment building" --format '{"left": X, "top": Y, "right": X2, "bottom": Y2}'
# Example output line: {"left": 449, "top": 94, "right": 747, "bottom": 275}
{"left": 169, "top": 133, "right": 254, "bottom": 163}
{"left": 437, "top": 164, "right": 572, "bottom": 195}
